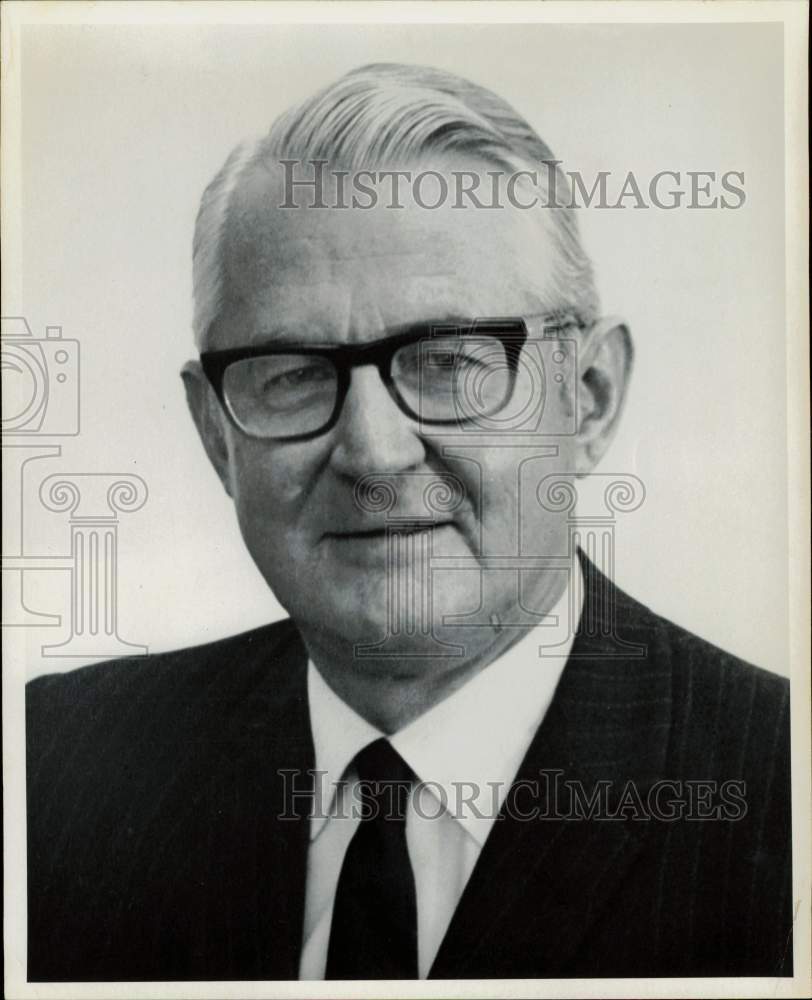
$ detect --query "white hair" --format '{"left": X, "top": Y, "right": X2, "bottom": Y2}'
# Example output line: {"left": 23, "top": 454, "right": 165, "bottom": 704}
{"left": 192, "top": 62, "right": 599, "bottom": 348}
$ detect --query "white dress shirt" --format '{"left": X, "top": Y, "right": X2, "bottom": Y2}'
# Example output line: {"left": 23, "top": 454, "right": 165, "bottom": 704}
{"left": 299, "top": 568, "right": 583, "bottom": 980}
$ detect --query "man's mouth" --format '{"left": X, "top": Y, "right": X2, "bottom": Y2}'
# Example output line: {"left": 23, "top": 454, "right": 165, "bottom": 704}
{"left": 326, "top": 522, "right": 452, "bottom": 540}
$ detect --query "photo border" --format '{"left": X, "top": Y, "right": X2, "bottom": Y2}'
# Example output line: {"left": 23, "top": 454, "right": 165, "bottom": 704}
{"left": 3, "top": 2, "right": 809, "bottom": 998}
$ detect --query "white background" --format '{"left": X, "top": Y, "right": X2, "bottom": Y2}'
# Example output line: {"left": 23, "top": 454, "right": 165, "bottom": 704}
{"left": 12, "top": 21, "right": 788, "bottom": 677}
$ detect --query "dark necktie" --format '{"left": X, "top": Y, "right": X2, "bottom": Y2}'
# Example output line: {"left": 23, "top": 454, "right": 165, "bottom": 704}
{"left": 325, "top": 737, "right": 418, "bottom": 979}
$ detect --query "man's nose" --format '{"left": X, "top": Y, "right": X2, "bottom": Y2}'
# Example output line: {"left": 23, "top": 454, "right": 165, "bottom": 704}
{"left": 329, "top": 366, "right": 425, "bottom": 477}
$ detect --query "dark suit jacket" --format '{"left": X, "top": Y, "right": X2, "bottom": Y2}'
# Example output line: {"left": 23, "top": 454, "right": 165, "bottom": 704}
{"left": 26, "top": 561, "right": 793, "bottom": 980}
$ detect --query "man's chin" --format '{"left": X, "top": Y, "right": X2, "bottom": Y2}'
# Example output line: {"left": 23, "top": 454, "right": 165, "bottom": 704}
{"left": 294, "top": 575, "right": 484, "bottom": 656}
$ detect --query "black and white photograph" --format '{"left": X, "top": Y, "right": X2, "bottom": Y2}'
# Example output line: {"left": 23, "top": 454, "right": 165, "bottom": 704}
{"left": 2, "top": 2, "right": 810, "bottom": 997}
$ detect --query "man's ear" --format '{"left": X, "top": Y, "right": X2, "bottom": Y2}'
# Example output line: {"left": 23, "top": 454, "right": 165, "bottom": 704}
{"left": 574, "top": 317, "right": 633, "bottom": 476}
{"left": 181, "top": 360, "right": 234, "bottom": 497}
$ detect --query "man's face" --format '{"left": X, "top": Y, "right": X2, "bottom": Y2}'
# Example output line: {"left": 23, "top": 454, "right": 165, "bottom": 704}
{"left": 197, "top": 165, "right": 581, "bottom": 659}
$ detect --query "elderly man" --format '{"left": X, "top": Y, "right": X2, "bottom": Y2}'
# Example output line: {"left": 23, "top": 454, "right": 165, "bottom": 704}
{"left": 27, "top": 63, "right": 791, "bottom": 982}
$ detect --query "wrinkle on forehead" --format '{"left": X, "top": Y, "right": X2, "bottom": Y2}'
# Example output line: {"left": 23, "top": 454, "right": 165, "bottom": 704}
{"left": 215, "top": 275, "right": 489, "bottom": 346}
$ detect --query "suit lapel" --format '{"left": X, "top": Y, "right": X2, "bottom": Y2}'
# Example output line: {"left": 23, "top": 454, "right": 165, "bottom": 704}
{"left": 253, "top": 627, "right": 313, "bottom": 980}
{"left": 196, "top": 623, "right": 313, "bottom": 980}
{"left": 430, "top": 562, "right": 673, "bottom": 978}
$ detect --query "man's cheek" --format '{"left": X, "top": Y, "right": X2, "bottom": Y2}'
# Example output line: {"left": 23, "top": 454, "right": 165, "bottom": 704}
{"left": 233, "top": 447, "right": 308, "bottom": 509}
{"left": 232, "top": 467, "right": 292, "bottom": 551}
{"left": 476, "top": 450, "right": 571, "bottom": 558}
{"left": 479, "top": 461, "right": 523, "bottom": 552}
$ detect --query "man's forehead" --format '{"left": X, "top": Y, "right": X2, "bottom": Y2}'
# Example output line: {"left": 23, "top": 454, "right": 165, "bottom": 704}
{"left": 213, "top": 163, "right": 557, "bottom": 346}
{"left": 225, "top": 164, "right": 532, "bottom": 259}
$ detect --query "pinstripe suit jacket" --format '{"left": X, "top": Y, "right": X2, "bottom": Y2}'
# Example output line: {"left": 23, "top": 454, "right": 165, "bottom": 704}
{"left": 26, "top": 561, "right": 792, "bottom": 981}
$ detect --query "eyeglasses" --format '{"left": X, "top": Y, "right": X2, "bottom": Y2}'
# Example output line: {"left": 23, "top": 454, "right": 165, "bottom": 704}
{"left": 199, "top": 316, "right": 576, "bottom": 442}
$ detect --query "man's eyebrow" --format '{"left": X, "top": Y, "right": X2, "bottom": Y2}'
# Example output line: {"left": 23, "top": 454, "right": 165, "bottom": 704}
{"left": 390, "top": 315, "right": 477, "bottom": 334}
{"left": 248, "top": 314, "right": 487, "bottom": 347}
{"left": 254, "top": 328, "right": 313, "bottom": 345}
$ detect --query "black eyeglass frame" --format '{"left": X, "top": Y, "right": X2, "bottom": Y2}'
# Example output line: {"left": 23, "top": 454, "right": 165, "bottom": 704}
{"left": 199, "top": 316, "right": 577, "bottom": 442}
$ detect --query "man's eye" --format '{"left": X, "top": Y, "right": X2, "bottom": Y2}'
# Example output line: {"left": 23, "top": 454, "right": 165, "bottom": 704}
{"left": 266, "top": 365, "right": 332, "bottom": 389}
{"left": 426, "top": 347, "right": 490, "bottom": 371}
{"left": 454, "top": 351, "right": 490, "bottom": 371}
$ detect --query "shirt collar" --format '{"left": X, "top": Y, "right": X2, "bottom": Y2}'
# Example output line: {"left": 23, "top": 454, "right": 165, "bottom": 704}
{"left": 307, "top": 563, "right": 584, "bottom": 845}
{"left": 307, "top": 662, "right": 383, "bottom": 838}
